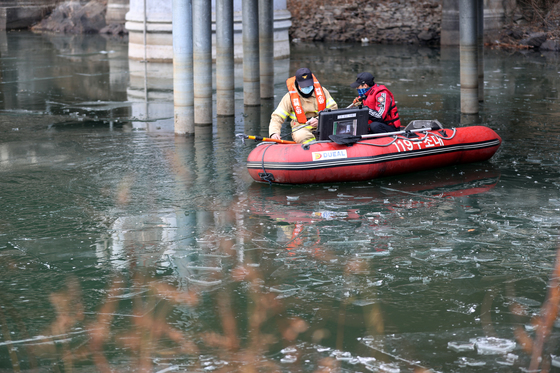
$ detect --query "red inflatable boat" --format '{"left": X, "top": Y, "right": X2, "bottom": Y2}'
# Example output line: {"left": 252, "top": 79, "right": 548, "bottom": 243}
{"left": 245, "top": 120, "right": 501, "bottom": 184}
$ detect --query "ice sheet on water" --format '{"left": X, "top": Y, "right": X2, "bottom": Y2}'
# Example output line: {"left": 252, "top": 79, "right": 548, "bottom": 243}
{"left": 186, "top": 277, "right": 222, "bottom": 286}
{"left": 447, "top": 341, "right": 475, "bottom": 352}
{"left": 336, "top": 193, "right": 356, "bottom": 198}
{"left": 390, "top": 283, "right": 428, "bottom": 295}
{"left": 357, "top": 356, "right": 376, "bottom": 365}
{"left": 353, "top": 299, "right": 377, "bottom": 307}
{"left": 360, "top": 326, "right": 526, "bottom": 371}
{"left": 473, "top": 253, "right": 497, "bottom": 262}
{"left": 410, "top": 250, "right": 433, "bottom": 261}
{"left": 367, "top": 279, "right": 384, "bottom": 287}
{"left": 496, "top": 353, "right": 518, "bottom": 366}
{"left": 450, "top": 271, "right": 475, "bottom": 280}
{"left": 326, "top": 239, "right": 370, "bottom": 245}
{"left": 430, "top": 247, "right": 452, "bottom": 252}
{"left": 447, "top": 300, "right": 477, "bottom": 315}
{"left": 331, "top": 350, "right": 353, "bottom": 361}
{"left": 456, "top": 356, "right": 486, "bottom": 367}
{"left": 281, "top": 346, "right": 297, "bottom": 354}
{"left": 269, "top": 284, "right": 299, "bottom": 293}
{"left": 280, "top": 355, "right": 297, "bottom": 363}
{"left": 379, "top": 362, "right": 400, "bottom": 373}
{"left": 356, "top": 250, "right": 391, "bottom": 258}
{"left": 510, "top": 296, "right": 541, "bottom": 307}
{"left": 470, "top": 337, "right": 516, "bottom": 355}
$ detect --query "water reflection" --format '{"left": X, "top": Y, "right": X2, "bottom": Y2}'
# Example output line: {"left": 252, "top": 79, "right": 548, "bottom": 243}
{"left": 247, "top": 164, "right": 501, "bottom": 225}
{"left": 4, "top": 32, "right": 560, "bottom": 372}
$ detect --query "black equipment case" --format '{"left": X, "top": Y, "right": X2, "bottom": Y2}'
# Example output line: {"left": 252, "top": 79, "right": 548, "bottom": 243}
{"left": 316, "top": 107, "right": 369, "bottom": 141}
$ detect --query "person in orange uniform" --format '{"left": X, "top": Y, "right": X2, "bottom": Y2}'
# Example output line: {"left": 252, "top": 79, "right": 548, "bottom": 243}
{"left": 269, "top": 68, "right": 338, "bottom": 144}
{"left": 350, "top": 72, "right": 401, "bottom": 133}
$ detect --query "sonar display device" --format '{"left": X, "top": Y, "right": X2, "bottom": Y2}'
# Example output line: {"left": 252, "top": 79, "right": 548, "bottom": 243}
{"left": 316, "top": 107, "right": 369, "bottom": 141}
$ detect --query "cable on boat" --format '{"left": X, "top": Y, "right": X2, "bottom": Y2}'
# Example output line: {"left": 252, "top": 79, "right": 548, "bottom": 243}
{"left": 258, "top": 143, "right": 275, "bottom": 185}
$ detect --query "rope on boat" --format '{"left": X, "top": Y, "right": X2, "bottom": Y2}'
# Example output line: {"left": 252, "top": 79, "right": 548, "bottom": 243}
{"left": 258, "top": 143, "right": 275, "bottom": 185}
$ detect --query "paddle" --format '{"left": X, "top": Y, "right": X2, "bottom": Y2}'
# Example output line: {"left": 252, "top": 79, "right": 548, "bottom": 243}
{"left": 236, "top": 133, "right": 296, "bottom": 145}
{"left": 329, "top": 120, "right": 444, "bottom": 145}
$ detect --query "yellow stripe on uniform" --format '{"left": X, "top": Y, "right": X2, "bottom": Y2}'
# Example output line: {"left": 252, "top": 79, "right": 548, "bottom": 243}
{"left": 292, "top": 125, "right": 314, "bottom": 132}
{"left": 273, "top": 109, "right": 290, "bottom": 119}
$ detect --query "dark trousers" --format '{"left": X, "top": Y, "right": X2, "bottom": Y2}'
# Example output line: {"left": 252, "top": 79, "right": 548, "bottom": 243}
{"left": 369, "top": 121, "right": 397, "bottom": 134}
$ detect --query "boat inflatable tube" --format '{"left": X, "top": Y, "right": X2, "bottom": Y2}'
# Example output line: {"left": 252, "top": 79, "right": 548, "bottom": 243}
{"left": 246, "top": 122, "right": 501, "bottom": 184}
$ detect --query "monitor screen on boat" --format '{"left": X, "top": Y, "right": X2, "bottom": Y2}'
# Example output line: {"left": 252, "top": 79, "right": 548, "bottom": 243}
{"left": 317, "top": 107, "right": 369, "bottom": 140}
{"left": 333, "top": 120, "right": 357, "bottom": 135}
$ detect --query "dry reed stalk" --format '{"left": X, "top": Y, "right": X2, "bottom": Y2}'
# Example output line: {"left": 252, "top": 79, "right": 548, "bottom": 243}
{"left": 0, "top": 304, "right": 21, "bottom": 372}
{"left": 115, "top": 173, "right": 135, "bottom": 206}
{"left": 527, "top": 247, "right": 560, "bottom": 371}
{"left": 88, "top": 277, "right": 123, "bottom": 373}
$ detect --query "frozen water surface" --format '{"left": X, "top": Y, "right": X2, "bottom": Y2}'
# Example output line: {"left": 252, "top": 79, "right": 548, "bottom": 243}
{"left": 471, "top": 337, "right": 516, "bottom": 355}
{"left": 2, "top": 32, "right": 560, "bottom": 371}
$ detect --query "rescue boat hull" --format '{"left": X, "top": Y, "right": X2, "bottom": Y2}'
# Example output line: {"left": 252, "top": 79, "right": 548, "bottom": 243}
{"left": 246, "top": 126, "right": 501, "bottom": 184}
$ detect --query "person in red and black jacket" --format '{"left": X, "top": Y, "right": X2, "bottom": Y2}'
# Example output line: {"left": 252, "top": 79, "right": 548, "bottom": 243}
{"left": 350, "top": 72, "right": 401, "bottom": 134}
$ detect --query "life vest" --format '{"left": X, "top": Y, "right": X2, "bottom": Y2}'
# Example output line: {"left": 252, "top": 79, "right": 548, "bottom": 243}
{"left": 286, "top": 74, "right": 326, "bottom": 124}
{"left": 365, "top": 84, "right": 401, "bottom": 129}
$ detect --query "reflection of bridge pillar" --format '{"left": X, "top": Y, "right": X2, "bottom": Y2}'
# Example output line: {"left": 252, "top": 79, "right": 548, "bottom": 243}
{"left": 260, "top": 99, "right": 274, "bottom": 138}
{"left": 193, "top": 125, "right": 216, "bottom": 236}
{"left": 127, "top": 60, "right": 175, "bottom": 132}
{"left": 125, "top": 0, "right": 291, "bottom": 62}
{"left": 243, "top": 105, "right": 261, "bottom": 138}
{"left": 106, "top": 38, "right": 129, "bottom": 95}
{"left": 216, "top": 116, "right": 236, "bottom": 208}
{"left": 194, "top": 126, "right": 214, "bottom": 188}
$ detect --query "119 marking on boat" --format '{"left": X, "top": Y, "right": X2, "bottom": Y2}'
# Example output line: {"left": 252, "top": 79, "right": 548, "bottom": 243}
{"left": 392, "top": 135, "right": 445, "bottom": 152}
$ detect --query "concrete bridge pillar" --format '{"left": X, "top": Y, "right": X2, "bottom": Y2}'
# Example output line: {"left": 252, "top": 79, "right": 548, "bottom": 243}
{"left": 442, "top": 0, "right": 511, "bottom": 45}
{"left": 106, "top": 0, "right": 130, "bottom": 24}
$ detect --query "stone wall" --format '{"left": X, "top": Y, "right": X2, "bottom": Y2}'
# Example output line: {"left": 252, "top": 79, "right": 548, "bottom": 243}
{"left": 287, "top": 0, "right": 442, "bottom": 44}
